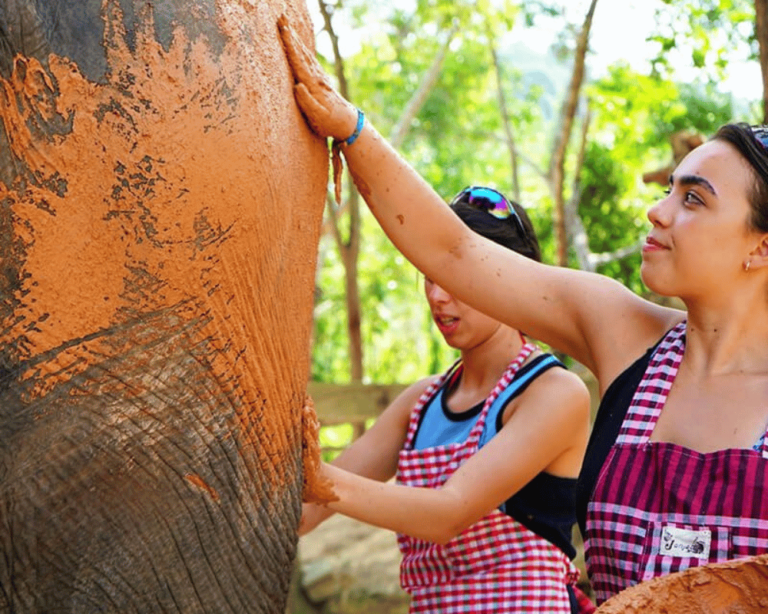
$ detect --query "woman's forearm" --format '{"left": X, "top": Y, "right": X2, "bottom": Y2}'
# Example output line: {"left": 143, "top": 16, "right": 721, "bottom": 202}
{"left": 339, "top": 123, "right": 471, "bottom": 279}
{"left": 337, "top": 123, "right": 561, "bottom": 342}
{"left": 322, "top": 463, "right": 472, "bottom": 545}
{"left": 278, "top": 17, "right": 599, "bottom": 364}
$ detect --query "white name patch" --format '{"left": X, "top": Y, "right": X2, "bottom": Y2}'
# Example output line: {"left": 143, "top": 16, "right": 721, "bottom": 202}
{"left": 660, "top": 526, "right": 711, "bottom": 560}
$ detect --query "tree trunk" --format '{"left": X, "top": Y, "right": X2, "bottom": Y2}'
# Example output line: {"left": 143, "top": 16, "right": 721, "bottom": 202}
{"left": 317, "top": 2, "right": 450, "bottom": 439}
{"left": 547, "top": 0, "right": 599, "bottom": 267}
{"left": 316, "top": 0, "right": 368, "bottom": 443}
{"left": 489, "top": 34, "right": 522, "bottom": 202}
{"left": 755, "top": 0, "right": 768, "bottom": 123}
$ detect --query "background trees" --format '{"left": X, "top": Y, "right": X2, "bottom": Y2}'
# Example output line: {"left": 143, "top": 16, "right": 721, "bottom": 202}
{"left": 307, "top": 0, "right": 764, "bottom": 403}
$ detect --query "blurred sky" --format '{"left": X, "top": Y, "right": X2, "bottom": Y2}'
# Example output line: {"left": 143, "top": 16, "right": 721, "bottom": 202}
{"left": 553, "top": 0, "right": 760, "bottom": 101}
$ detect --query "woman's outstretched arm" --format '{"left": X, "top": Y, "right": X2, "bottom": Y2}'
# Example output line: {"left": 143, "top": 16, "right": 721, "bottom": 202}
{"left": 277, "top": 16, "right": 682, "bottom": 386}
{"left": 316, "top": 364, "right": 592, "bottom": 544}
{"left": 299, "top": 378, "right": 430, "bottom": 535}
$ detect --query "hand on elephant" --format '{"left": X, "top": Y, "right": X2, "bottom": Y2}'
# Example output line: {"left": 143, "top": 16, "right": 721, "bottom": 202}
{"left": 298, "top": 500, "right": 327, "bottom": 536}
{"left": 277, "top": 14, "right": 359, "bottom": 142}
{"left": 301, "top": 396, "right": 338, "bottom": 505}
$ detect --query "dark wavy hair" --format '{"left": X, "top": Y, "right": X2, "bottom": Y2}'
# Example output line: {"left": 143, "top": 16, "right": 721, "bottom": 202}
{"left": 448, "top": 189, "right": 542, "bottom": 262}
{"left": 712, "top": 123, "right": 768, "bottom": 233}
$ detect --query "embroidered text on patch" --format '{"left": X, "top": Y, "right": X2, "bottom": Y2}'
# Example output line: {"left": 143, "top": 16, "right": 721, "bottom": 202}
{"left": 660, "top": 526, "right": 711, "bottom": 560}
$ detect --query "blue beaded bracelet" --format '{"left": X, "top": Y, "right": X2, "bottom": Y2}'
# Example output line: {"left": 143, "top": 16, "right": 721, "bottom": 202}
{"left": 343, "top": 109, "right": 365, "bottom": 146}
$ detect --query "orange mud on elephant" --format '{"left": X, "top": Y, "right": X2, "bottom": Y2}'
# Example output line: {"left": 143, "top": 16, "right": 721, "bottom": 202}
{"left": 0, "top": 0, "right": 328, "bottom": 611}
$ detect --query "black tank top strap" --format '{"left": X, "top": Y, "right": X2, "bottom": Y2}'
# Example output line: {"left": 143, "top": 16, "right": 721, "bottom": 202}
{"left": 575, "top": 345, "right": 657, "bottom": 534}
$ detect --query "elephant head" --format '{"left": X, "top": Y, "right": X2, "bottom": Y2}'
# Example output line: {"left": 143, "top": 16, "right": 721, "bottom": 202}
{"left": 0, "top": 0, "right": 328, "bottom": 611}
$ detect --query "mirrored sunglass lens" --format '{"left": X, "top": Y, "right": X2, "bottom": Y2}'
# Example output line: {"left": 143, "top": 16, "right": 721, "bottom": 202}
{"left": 754, "top": 129, "right": 768, "bottom": 149}
{"left": 467, "top": 188, "right": 510, "bottom": 218}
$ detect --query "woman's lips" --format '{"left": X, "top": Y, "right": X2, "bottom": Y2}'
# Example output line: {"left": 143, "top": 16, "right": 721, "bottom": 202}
{"left": 434, "top": 315, "right": 459, "bottom": 334}
{"left": 643, "top": 236, "right": 667, "bottom": 252}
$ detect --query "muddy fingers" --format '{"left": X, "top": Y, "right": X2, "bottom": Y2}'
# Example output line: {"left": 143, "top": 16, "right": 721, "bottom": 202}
{"left": 277, "top": 15, "right": 318, "bottom": 88}
{"left": 277, "top": 13, "right": 358, "bottom": 141}
{"left": 300, "top": 395, "right": 338, "bottom": 505}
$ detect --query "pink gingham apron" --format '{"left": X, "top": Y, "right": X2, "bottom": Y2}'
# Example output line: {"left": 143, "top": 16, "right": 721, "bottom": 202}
{"left": 396, "top": 343, "right": 580, "bottom": 613}
{"left": 584, "top": 322, "right": 768, "bottom": 604}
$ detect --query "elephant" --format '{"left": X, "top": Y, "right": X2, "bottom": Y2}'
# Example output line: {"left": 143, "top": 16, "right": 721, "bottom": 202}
{"left": 0, "top": 0, "right": 330, "bottom": 611}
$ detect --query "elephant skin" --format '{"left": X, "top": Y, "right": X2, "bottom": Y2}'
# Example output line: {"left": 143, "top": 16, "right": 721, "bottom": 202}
{"left": 0, "top": 1, "right": 329, "bottom": 612}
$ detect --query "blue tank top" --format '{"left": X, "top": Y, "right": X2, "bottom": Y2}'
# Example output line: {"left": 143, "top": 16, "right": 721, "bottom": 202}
{"left": 412, "top": 353, "right": 579, "bottom": 559}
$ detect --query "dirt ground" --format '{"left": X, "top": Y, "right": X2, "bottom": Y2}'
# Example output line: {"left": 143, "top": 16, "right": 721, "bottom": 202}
{"left": 289, "top": 514, "right": 409, "bottom": 614}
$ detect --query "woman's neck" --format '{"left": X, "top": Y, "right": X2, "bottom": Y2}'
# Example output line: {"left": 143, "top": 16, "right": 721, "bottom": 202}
{"left": 683, "top": 297, "right": 768, "bottom": 376}
{"left": 456, "top": 327, "right": 529, "bottom": 397}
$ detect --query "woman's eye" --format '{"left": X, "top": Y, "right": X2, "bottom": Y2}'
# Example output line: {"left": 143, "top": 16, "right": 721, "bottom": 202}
{"left": 683, "top": 191, "right": 702, "bottom": 205}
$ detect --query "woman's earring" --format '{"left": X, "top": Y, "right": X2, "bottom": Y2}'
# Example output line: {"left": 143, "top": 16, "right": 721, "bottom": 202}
{"left": 745, "top": 260, "right": 752, "bottom": 272}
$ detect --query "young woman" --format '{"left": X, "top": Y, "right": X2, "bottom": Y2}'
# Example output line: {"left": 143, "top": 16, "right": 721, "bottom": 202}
{"left": 301, "top": 187, "right": 593, "bottom": 613}
{"left": 279, "top": 17, "right": 768, "bottom": 605}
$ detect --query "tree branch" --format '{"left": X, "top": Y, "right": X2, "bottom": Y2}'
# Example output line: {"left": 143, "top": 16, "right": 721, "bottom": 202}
{"left": 566, "top": 104, "right": 593, "bottom": 271}
{"left": 547, "top": 0, "right": 599, "bottom": 265}
{"left": 317, "top": 0, "right": 350, "bottom": 100}
{"left": 487, "top": 28, "right": 521, "bottom": 202}
{"left": 754, "top": 0, "right": 768, "bottom": 123}
{"left": 587, "top": 240, "right": 644, "bottom": 268}
{"left": 317, "top": 0, "right": 363, "bottom": 383}
{"left": 389, "top": 24, "right": 458, "bottom": 149}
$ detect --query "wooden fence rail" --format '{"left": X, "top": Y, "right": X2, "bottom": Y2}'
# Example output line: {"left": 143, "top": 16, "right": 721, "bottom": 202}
{"left": 306, "top": 382, "right": 408, "bottom": 426}
{"left": 307, "top": 366, "right": 599, "bottom": 452}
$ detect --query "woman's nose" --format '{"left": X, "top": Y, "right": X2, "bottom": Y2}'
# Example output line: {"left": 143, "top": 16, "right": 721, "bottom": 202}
{"left": 647, "top": 191, "right": 673, "bottom": 227}
{"left": 426, "top": 281, "right": 451, "bottom": 303}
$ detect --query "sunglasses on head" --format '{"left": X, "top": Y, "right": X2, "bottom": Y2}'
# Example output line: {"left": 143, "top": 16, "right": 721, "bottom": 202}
{"left": 753, "top": 126, "right": 768, "bottom": 150}
{"left": 450, "top": 186, "right": 527, "bottom": 238}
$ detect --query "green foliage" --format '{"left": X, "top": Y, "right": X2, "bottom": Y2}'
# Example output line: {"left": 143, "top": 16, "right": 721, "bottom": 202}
{"left": 677, "top": 83, "right": 736, "bottom": 131}
{"left": 577, "top": 140, "right": 647, "bottom": 292}
{"left": 311, "top": 0, "right": 552, "bottom": 386}
{"left": 587, "top": 63, "right": 733, "bottom": 172}
{"left": 579, "top": 64, "right": 736, "bottom": 291}
{"left": 650, "top": 0, "right": 756, "bottom": 82}
{"left": 310, "top": 0, "right": 761, "bottom": 399}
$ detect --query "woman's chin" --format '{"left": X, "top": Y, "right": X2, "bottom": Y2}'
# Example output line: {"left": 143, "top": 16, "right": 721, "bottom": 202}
{"left": 640, "top": 265, "right": 676, "bottom": 298}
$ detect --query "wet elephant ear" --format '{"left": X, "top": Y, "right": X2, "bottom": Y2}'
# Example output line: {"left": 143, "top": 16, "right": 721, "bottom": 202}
{"left": 0, "top": 0, "right": 328, "bottom": 611}
{"left": 595, "top": 553, "right": 768, "bottom": 613}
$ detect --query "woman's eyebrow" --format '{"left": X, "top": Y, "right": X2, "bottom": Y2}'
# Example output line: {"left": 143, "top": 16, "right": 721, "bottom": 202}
{"left": 669, "top": 173, "right": 717, "bottom": 196}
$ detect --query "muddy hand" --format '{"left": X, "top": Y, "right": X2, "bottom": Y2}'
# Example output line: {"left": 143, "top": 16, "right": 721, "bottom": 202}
{"left": 277, "top": 14, "right": 358, "bottom": 141}
{"left": 300, "top": 395, "right": 338, "bottom": 505}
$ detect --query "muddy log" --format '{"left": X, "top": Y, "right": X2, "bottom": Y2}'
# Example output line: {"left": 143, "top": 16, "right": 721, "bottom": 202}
{"left": 595, "top": 554, "right": 768, "bottom": 613}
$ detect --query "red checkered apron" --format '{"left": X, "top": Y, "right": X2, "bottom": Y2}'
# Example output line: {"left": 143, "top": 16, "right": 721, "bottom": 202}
{"left": 396, "top": 343, "right": 581, "bottom": 613}
{"left": 584, "top": 322, "right": 768, "bottom": 604}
